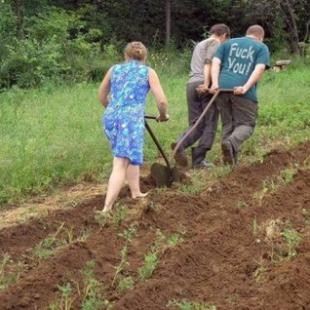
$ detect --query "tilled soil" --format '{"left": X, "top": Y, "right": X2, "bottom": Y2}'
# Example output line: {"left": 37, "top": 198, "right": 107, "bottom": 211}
{"left": 0, "top": 142, "right": 309, "bottom": 310}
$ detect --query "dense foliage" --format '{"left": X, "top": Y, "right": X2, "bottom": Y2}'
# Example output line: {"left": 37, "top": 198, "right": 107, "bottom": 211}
{"left": 0, "top": 0, "right": 309, "bottom": 89}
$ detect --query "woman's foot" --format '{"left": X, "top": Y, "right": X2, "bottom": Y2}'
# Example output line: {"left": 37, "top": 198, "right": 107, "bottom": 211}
{"left": 101, "top": 205, "right": 112, "bottom": 213}
{"left": 131, "top": 191, "right": 149, "bottom": 199}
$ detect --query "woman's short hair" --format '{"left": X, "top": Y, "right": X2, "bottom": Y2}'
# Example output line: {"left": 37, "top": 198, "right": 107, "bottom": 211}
{"left": 210, "top": 24, "right": 231, "bottom": 38}
{"left": 124, "top": 41, "right": 147, "bottom": 61}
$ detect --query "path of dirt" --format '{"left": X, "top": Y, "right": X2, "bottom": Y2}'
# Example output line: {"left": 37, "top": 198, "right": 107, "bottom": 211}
{"left": 0, "top": 142, "right": 309, "bottom": 309}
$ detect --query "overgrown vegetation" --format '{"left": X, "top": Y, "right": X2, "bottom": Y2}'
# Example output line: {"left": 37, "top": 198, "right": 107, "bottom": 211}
{"left": 1, "top": 1, "right": 309, "bottom": 90}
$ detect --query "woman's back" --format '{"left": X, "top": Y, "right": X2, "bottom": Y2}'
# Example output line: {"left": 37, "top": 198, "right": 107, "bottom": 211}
{"left": 109, "top": 60, "right": 150, "bottom": 113}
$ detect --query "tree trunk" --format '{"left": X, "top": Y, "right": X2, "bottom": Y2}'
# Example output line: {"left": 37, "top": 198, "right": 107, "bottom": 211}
{"left": 165, "top": 0, "right": 171, "bottom": 46}
{"left": 14, "top": 0, "right": 24, "bottom": 39}
{"left": 281, "top": 0, "right": 300, "bottom": 54}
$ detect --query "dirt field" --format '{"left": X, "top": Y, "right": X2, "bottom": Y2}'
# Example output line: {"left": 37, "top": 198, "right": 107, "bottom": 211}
{"left": 0, "top": 142, "right": 309, "bottom": 310}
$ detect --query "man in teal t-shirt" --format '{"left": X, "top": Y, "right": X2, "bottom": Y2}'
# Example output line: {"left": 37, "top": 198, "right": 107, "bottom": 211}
{"left": 211, "top": 25, "right": 270, "bottom": 166}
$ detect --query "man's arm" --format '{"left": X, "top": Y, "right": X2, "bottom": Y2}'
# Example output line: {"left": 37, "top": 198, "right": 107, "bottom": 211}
{"left": 234, "top": 64, "right": 266, "bottom": 95}
{"left": 196, "top": 63, "right": 211, "bottom": 94}
{"left": 98, "top": 68, "right": 112, "bottom": 107}
{"left": 209, "top": 57, "right": 221, "bottom": 93}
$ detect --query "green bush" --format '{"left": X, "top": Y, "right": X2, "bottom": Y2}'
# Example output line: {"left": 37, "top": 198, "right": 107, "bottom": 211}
{"left": 0, "top": 6, "right": 107, "bottom": 89}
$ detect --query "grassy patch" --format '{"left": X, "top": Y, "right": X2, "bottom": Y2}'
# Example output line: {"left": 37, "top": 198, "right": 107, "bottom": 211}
{"left": 1, "top": 58, "right": 309, "bottom": 204}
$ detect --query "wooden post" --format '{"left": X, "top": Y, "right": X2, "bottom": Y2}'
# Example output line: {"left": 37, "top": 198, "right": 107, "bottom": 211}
{"left": 165, "top": 0, "right": 171, "bottom": 46}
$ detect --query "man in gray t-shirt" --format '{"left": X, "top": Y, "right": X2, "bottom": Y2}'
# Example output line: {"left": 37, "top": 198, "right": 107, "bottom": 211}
{"left": 173, "top": 24, "right": 230, "bottom": 168}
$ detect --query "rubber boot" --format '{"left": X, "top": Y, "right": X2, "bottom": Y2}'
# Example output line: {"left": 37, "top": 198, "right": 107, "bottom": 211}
{"left": 191, "top": 147, "right": 214, "bottom": 169}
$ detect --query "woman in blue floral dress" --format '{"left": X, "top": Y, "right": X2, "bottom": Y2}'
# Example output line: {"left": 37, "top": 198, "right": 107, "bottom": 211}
{"left": 98, "top": 42, "right": 169, "bottom": 213}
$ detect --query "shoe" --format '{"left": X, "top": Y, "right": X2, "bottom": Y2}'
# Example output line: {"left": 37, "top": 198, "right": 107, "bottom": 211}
{"left": 221, "top": 141, "right": 235, "bottom": 166}
{"left": 193, "top": 160, "right": 214, "bottom": 169}
{"left": 171, "top": 142, "right": 188, "bottom": 167}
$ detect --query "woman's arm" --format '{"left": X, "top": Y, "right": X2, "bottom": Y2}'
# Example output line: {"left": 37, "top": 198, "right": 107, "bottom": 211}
{"left": 98, "top": 68, "right": 112, "bottom": 107}
{"left": 148, "top": 68, "right": 169, "bottom": 121}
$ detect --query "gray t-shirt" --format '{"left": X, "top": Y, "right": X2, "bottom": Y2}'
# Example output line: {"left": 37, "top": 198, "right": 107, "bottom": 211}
{"left": 188, "top": 38, "right": 220, "bottom": 84}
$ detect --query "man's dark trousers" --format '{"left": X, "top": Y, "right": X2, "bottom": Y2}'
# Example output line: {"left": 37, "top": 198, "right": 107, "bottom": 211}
{"left": 178, "top": 81, "right": 219, "bottom": 165}
{"left": 216, "top": 93, "right": 258, "bottom": 154}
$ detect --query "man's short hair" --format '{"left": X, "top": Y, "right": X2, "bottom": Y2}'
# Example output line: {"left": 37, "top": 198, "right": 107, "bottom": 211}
{"left": 246, "top": 25, "right": 265, "bottom": 38}
{"left": 210, "top": 24, "right": 231, "bottom": 38}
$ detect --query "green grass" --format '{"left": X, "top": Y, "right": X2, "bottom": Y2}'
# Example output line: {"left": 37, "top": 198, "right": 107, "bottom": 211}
{"left": 0, "top": 56, "right": 310, "bottom": 204}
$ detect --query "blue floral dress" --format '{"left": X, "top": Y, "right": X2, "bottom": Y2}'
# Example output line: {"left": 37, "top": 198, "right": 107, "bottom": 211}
{"left": 103, "top": 60, "right": 150, "bottom": 165}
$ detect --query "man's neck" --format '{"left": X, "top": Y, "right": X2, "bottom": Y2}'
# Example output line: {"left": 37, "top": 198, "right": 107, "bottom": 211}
{"left": 246, "top": 34, "right": 260, "bottom": 42}
{"left": 209, "top": 34, "right": 221, "bottom": 43}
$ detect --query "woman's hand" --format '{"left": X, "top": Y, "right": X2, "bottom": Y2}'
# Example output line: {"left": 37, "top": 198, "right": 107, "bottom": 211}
{"left": 156, "top": 113, "right": 170, "bottom": 122}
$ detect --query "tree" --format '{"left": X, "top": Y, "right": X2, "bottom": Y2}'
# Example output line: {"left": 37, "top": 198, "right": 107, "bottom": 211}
{"left": 165, "top": 0, "right": 171, "bottom": 46}
{"left": 13, "top": 0, "right": 24, "bottom": 39}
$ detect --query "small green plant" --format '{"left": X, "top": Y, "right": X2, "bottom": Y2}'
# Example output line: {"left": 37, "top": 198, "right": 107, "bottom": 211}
{"left": 33, "top": 236, "right": 59, "bottom": 259}
{"left": 33, "top": 223, "right": 88, "bottom": 259}
{"left": 279, "top": 167, "right": 296, "bottom": 184}
{"left": 281, "top": 228, "right": 303, "bottom": 259}
{"left": 33, "top": 222, "right": 65, "bottom": 259}
{"left": 254, "top": 168, "right": 297, "bottom": 205}
{"left": 94, "top": 211, "right": 111, "bottom": 227}
{"left": 0, "top": 253, "right": 22, "bottom": 291}
{"left": 252, "top": 217, "right": 258, "bottom": 236}
{"left": 138, "top": 252, "right": 158, "bottom": 281}
{"left": 117, "top": 276, "right": 134, "bottom": 293}
{"left": 112, "top": 203, "right": 128, "bottom": 226}
{"left": 167, "top": 233, "right": 184, "bottom": 247}
{"left": 138, "top": 230, "right": 183, "bottom": 281}
{"left": 167, "top": 299, "right": 216, "bottom": 310}
{"left": 80, "top": 260, "right": 111, "bottom": 310}
{"left": 253, "top": 261, "right": 267, "bottom": 283}
{"left": 236, "top": 201, "right": 248, "bottom": 209}
{"left": 49, "top": 282, "right": 75, "bottom": 310}
{"left": 112, "top": 226, "right": 137, "bottom": 287}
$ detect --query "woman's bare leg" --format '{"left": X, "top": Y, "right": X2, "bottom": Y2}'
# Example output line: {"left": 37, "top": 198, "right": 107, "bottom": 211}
{"left": 103, "top": 157, "right": 129, "bottom": 212}
{"left": 126, "top": 164, "right": 148, "bottom": 198}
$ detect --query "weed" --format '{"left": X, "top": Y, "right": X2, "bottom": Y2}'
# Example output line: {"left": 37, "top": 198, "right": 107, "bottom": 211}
{"left": 167, "top": 299, "right": 216, "bottom": 310}
{"left": 138, "top": 230, "right": 184, "bottom": 281}
{"left": 253, "top": 260, "right": 267, "bottom": 282}
{"left": 279, "top": 167, "right": 296, "bottom": 184}
{"left": 80, "top": 260, "right": 111, "bottom": 310}
{"left": 117, "top": 276, "right": 134, "bottom": 293}
{"left": 281, "top": 228, "right": 303, "bottom": 260}
{"left": 49, "top": 282, "right": 75, "bottom": 310}
{"left": 94, "top": 211, "right": 111, "bottom": 227}
{"left": 252, "top": 217, "right": 258, "bottom": 236}
{"left": 167, "top": 233, "right": 184, "bottom": 247}
{"left": 112, "top": 203, "right": 128, "bottom": 227}
{"left": 0, "top": 253, "right": 22, "bottom": 291}
{"left": 33, "top": 223, "right": 90, "bottom": 259}
{"left": 254, "top": 167, "right": 297, "bottom": 206}
{"left": 112, "top": 226, "right": 137, "bottom": 287}
{"left": 138, "top": 252, "right": 158, "bottom": 281}
{"left": 33, "top": 222, "right": 65, "bottom": 259}
{"left": 236, "top": 201, "right": 248, "bottom": 209}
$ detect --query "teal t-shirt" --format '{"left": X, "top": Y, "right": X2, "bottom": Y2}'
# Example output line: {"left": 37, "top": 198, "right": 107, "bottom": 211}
{"left": 214, "top": 37, "right": 270, "bottom": 102}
